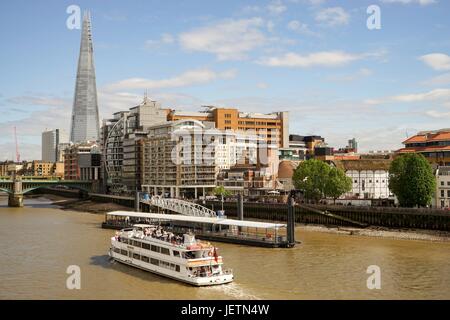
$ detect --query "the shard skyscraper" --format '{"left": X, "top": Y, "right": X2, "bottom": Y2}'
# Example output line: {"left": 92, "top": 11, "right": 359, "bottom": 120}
{"left": 70, "top": 11, "right": 100, "bottom": 143}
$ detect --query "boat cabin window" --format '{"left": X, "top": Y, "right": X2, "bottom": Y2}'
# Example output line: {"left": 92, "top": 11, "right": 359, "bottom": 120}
{"left": 133, "top": 241, "right": 141, "bottom": 247}
{"left": 175, "top": 265, "right": 180, "bottom": 272}
{"left": 184, "top": 251, "right": 196, "bottom": 259}
{"left": 141, "top": 256, "right": 149, "bottom": 263}
{"left": 160, "top": 247, "right": 170, "bottom": 255}
{"left": 120, "top": 249, "right": 127, "bottom": 256}
{"left": 151, "top": 245, "right": 160, "bottom": 253}
{"left": 173, "top": 250, "right": 180, "bottom": 257}
{"left": 142, "top": 243, "right": 150, "bottom": 250}
{"left": 150, "top": 258, "right": 159, "bottom": 266}
{"left": 114, "top": 248, "right": 120, "bottom": 254}
{"left": 133, "top": 253, "right": 140, "bottom": 260}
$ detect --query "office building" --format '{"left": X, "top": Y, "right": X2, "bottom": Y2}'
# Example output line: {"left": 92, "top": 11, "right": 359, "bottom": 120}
{"left": 42, "top": 129, "right": 69, "bottom": 162}
{"left": 69, "top": 12, "right": 100, "bottom": 143}
{"left": 167, "top": 106, "right": 289, "bottom": 148}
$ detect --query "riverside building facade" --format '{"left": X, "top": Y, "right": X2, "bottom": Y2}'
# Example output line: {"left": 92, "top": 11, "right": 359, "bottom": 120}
{"left": 397, "top": 128, "right": 450, "bottom": 166}
{"left": 435, "top": 166, "right": 450, "bottom": 209}
{"left": 141, "top": 120, "right": 217, "bottom": 199}
{"left": 167, "top": 106, "right": 289, "bottom": 149}
{"left": 102, "top": 96, "right": 167, "bottom": 194}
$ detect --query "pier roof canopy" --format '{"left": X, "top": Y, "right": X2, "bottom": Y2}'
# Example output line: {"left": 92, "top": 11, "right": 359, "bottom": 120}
{"left": 107, "top": 211, "right": 286, "bottom": 229}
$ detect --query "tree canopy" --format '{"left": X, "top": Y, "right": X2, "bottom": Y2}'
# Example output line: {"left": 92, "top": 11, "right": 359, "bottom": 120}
{"left": 213, "top": 185, "right": 231, "bottom": 197}
{"left": 292, "top": 159, "right": 352, "bottom": 202}
{"left": 389, "top": 153, "right": 436, "bottom": 207}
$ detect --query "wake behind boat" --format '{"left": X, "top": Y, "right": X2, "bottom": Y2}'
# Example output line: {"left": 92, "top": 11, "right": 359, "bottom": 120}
{"left": 108, "top": 224, "right": 234, "bottom": 286}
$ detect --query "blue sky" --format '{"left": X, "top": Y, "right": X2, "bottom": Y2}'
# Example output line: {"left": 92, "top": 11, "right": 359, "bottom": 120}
{"left": 1, "top": 0, "right": 450, "bottom": 160}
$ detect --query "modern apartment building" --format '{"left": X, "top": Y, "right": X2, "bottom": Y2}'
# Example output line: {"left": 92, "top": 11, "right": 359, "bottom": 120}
{"left": 101, "top": 96, "right": 167, "bottom": 194}
{"left": 397, "top": 128, "right": 450, "bottom": 166}
{"left": 167, "top": 106, "right": 289, "bottom": 148}
{"left": 42, "top": 129, "right": 69, "bottom": 162}
{"left": 141, "top": 120, "right": 216, "bottom": 199}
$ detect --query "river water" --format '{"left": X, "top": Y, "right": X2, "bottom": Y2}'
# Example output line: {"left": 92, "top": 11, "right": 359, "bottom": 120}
{"left": 0, "top": 196, "right": 449, "bottom": 300}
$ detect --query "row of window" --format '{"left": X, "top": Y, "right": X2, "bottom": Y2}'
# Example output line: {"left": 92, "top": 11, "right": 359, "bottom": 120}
{"left": 113, "top": 248, "right": 181, "bottom": 272}
{"left": 440, "top": 181, "right": 450, "bottom": 186}
{"left": 440, "top": 190, "right": 450, "bottom": 198}
{"left": 353, "top": 179, "right": 386, "bottom": 184}
{"left": 119, "top": 238, "right": 180, "bottom": 257}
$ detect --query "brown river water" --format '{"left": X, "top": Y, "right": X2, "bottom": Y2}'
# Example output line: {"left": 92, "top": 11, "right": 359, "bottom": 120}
{"left": 0, "top": 196, "right": 449, "bottom": 300}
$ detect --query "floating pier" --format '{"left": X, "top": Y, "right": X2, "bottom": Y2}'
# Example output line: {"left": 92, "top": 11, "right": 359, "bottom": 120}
{"left": 102, "top": 211, "right": 294, "bottom": 248}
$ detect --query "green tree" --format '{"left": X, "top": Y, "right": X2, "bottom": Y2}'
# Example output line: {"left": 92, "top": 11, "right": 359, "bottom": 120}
{"left": 292, "top": 159, "right": 352, "bottom": 203}
{"left": 292, "top": 159, "right": 330, "bottom": 202}
{"left": 214, "top": 186, "right": 232, "bottom": 211}
{"left": 325, "top": 167, "right": 353, "bottom": 203}
{"left": 389, "top": 154, "right": 436, "bottom": 207}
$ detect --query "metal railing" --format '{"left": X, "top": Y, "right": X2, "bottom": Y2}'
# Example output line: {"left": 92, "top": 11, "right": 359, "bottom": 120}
{"left": 144, "top": 196, "right": 217, "bottom": 217}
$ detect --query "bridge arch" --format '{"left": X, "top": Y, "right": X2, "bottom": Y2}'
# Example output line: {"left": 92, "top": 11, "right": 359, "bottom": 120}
{"left": 0, "top": 188, "right": 12, "bottom": 194}
{"left": 21, "top": 184, "right": 91, "bottom": 194}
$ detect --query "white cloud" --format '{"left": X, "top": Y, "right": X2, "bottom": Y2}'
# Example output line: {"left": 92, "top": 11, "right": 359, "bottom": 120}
{"left": 327, "top": 68, "right": 373, "bottom": 82}
{"left": 257, "top": 51, "right": 363, "bottom": 68}
{"left": 425, "top": 110, "right": 450, "bottom": 118}
{"left": 287, "top": 20, "right": 317, "bottom": 36}
{"left": 103, "top": 69, "right": 237, "bottom": 91}
{"left": 419, "top": 53, "right": 450, "bottom": 71}
{"left": 179, "top": 18, "right": 267, "bottom": 60}
{"left": 256, "top": 82, "right": 269, "bottom": 89}
{"left": 145, "top": 33, "right": 175, "bottom": 49}
{"left": 423, "top": 73, "right": 450, "bottom": 86}
{"left": 315, "top": 7, "right": 350, "bottom": 27}
{"left": 381, "top": 0, "right": 436, "bottom": 5}
{"left": 267, "top": 0, "right": 287, "bottom": 15}
{"left": 393, "top": 88, "right": 450, "bottom": 102}
{"left": 365, "top": 88, "right": 450, "bottom": 105}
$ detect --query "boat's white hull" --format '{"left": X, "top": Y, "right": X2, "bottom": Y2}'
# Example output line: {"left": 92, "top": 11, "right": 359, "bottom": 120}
{"left": 109, "top": 250, "right": 234, "bottom": 287}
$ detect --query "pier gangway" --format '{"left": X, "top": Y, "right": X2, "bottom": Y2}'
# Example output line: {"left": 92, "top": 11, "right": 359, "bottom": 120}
{"left": 142, "top": 196, "right": 217, "bottom": 218}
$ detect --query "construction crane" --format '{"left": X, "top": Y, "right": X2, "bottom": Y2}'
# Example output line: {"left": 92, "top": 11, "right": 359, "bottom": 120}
{"left": 14, "top": 126, "right": 20, "bottom": 163}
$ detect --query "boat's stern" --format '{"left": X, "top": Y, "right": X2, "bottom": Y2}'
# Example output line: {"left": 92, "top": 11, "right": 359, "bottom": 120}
{"left": 190, "top": 272, "right": 234, "bottom": 286}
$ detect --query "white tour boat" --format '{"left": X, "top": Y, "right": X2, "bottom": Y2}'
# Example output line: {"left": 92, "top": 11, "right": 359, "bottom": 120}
{"left": 108, "top": 224, "right": 234, "bottom": 286}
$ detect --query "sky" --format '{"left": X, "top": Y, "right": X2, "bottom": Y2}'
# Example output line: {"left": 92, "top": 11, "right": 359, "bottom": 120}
{"left": 1, "top": 0, "right": 450, "bottom": 160}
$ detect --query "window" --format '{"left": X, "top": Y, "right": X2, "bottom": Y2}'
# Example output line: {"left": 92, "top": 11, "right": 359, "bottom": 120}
{"left": 114, "top": 248, "right": 120, "bottom": 254}
{"left": 120, "top": 249, "right": 127, "bottom": 256}
{"left": 142, "top": 243, "right": 150, "bottom": 250}
{"left": 150, "top": 258, "right": 159, "bottom": 266}
{"left": 448, "top": 190, "right": 450, "bottom": 198}
{"left": 133, "top": 253, "right": 140, "bottom": 260}
{"left": 133, "top": 241, "right": 141, "bottom": 247}
{"left": 141, "top": 256, "right": 149, "bottom": 263}
{"left": 224, "top": 120, "right": 231, "bottom": 124}
{"left": 151, "top": 245, "right": 160, "bottom": 253}
{"left": 225, "top": 114, "right": 231, "bottom": 118}
{"left": 160, "top": 247, "right": 170, "bottom": 255}
{"left": 442, "top": 181, "right": 445, "bottom": 186}
{"left": 175, "top": 265, "right": 180, "bottom": 272}
{"left": 173, "top": 250, "right": 180, "bottom": 257}
{"left": 441, "top": 190, "right": 445, "bottom": 197}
